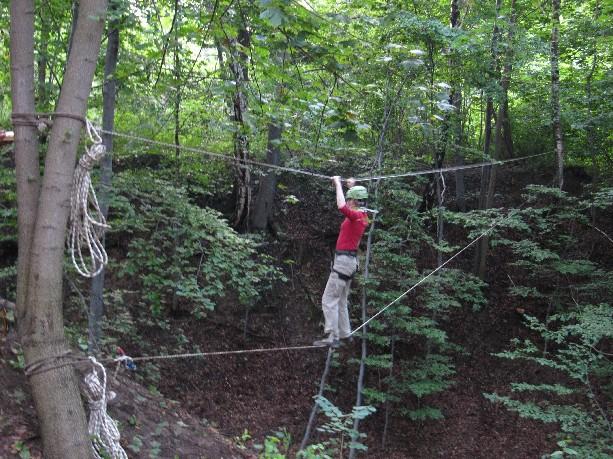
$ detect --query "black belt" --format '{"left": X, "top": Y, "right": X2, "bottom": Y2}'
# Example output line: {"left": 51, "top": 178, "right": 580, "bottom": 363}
{"left": 335, "top": 250, "right": 357, "bottom": 257}
{"left": 333, "top": 269, "right": 355, "bottom": 281}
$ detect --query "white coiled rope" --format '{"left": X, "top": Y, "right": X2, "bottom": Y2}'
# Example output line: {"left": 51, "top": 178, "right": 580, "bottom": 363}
{"left": 69, "top": 120, "right": 110, "bottom": 277}
{"left": 83, "top": 357, "right": 128, "bottom": 459}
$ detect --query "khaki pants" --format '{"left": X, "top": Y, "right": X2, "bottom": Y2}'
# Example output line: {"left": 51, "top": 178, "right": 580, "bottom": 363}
{"left": 321, "top": 254, "right": 357, "bottom": 339}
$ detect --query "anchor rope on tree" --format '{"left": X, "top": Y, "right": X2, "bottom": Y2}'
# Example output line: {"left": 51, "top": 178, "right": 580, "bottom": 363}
{"left": 83, "top": 357, "right": 128, "bottom": 459}
{"left": 69, "top": 119, "right": 110, "bottom": 278}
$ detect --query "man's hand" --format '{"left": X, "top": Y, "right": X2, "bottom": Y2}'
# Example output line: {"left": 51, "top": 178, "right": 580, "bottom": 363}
{"left": 346, "top": 178, "right": 356, "bottom": 189}
{"left": 332, "top": 175, "right": 342, "bottom": 186}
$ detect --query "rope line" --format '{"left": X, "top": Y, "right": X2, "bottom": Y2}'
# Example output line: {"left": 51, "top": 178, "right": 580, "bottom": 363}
{"left": 101, "top": 344, "right": 326, "bottom": 364}
{"left": 99, "top": 128, "right": 331, "bottom": 179}
{"left": 84, "top": 357, "right": 128, "bottom": 459}
{"left": 11, "top": 111, "right": 87, "bottom": 127}
{"left": 99, "top": 127, "right": 549, "bottom": 182}
{"left": 350, "top": 207, "right": 519, "bottom": 336}
{"left": 354, "top": 152, "right": 548, "bottom": 182}
{"left": 69, "top": 120, "right": 110, "bottom": 278}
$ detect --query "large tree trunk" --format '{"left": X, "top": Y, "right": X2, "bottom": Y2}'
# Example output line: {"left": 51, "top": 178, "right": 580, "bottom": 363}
{"left": 251, "top": 120, "right": 282, "bottom": 230}
{"left": 551, "top": 0, "right": 564, "bottom": 189}
{"left": 89, "top": 4, "right": 119, "bottom": 355}
{"left": 11, "top": 1, "right": 108, "bottom": 457}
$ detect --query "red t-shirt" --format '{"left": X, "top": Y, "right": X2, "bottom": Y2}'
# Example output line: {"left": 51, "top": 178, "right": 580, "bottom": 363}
{"left": 335, "top": 205, "right": 368, "bottom": 251}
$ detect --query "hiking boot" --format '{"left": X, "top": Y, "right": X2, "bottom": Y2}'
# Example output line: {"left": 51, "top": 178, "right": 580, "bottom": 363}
{"left": 339, "top": 334, "right": 354, "bottom": 344}
{"left": 313, "top": 334, "right": 340, "bottom": 348}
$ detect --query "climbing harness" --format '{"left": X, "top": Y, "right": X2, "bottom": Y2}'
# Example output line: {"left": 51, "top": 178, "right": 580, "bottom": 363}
{"left": 83, "top": 357, "right": 128, "bottom": 459}
{"left": 333, "top": 269, "right": 356, "bottom": 282}
{"left": 68, "top": 120, "right": 110, "bottom": 278}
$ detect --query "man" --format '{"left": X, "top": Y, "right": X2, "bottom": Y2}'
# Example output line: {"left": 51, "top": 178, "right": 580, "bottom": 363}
{"left": 314, "top": 176, "right": 369, "bottom": 347}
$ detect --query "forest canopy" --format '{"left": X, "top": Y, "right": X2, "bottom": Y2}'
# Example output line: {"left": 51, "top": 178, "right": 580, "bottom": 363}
{"left": 1, "top": 0, "right": 611, "bottom": 458}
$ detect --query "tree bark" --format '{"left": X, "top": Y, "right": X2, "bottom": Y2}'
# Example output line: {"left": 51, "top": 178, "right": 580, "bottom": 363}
{"left": 474, "top": 4, "right": 499, "bottom": 273}
{"left": 11, "top": 1, "right": 108, "bottom": 457}
{"left": 586, "top": 3, "right": 600, "bottom": 219}
{"left": 251, "top": 120, "right": 282, "bottom": 230}
{"left": 478, "top": 12, "right": 514, "bottom": 278}
{"left": 36, "top": 15, "right": 49, "bottom": 108}
{"left": 230, "top": 23, "right": 252, "bottom": 230}
{"left": 551, "top": 0, "right": 564, "bottom": 189}
{"left": 450, "top": 0, "right": 466, "bottom": 211}
{"left": 499, "top": 0, "right": 516, "bottom": 159}
{"left": 89, "top": 3, "right": 119, "bottom": 355}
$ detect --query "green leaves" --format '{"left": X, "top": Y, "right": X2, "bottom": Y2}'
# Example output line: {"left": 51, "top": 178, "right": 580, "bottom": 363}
{"left": 259, "top": 7, "right": 288, "bottom": 28}
{"left": 111, "top": 171, "right": 283, "bottom": 318}
{"left": 313, "top": 396, "right": 376, "bottom": 454}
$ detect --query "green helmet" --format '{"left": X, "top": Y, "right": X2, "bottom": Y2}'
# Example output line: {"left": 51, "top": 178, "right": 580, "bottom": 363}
{"left": 346, "top": 185, "right": 368, "bottom": 200}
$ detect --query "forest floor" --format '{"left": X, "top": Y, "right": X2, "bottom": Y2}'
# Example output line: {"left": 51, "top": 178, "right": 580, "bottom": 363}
{"left": 0, "top": 162, "right": 605, "bottom": 458}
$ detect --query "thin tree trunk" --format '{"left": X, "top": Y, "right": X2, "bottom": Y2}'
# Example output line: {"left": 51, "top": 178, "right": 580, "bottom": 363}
{"left": 88, "top": 4, "right": 119, "bottom": 355}
{"left": 551, "top": 0, "right": 564, "bottom": 189}
{"left": 230, "top": 23, "right": 252, "bottom": 230}
{"left": 476, "top": 0, "right": 517, "bottom": 278}
{"left": 11, "top": 0, "right": 40, "bottom": 331}
{"left": 586, "top": 2, "right": 600, "bottom": 227}
{"left": 300, "top": 347, "right": 334, "bottom": 451}
{"left": 12, "top": 1, "right": 108, "bottom": 457}
{"left": 450, "top": 0, "right": 465, "bottom": 211}
{"left": 348, "top": 83, "right": 398, "bottom": 459}
{"left": 173, "top": 0, "right": 181, "bottom": 171}
{"left": 381, "top": 336, "right": 395, "bottom": 450}
{"left": 474, "top": 95, "right": 494, "bottom": 274}
{"left": 169, "top": 0, "right": 183, "bottom": 313}
{"left": 348, "top": 218, "right": 374, "bottom": 459}
{"left": 500, "top": 0, "right": 516, "bottom": 159}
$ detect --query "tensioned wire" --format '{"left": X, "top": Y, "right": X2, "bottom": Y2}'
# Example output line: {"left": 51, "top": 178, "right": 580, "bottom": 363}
{"left": 350, "top": 204, "right": 524, "bottom": 336}
{"left": 100, "top": 127, "right": 550, "bottom": 182}
{"left": 103, "top": 204, "right": 526, "bottom": 362}
{"left": 29, "top": 201, "right": 529, "bottom": 368}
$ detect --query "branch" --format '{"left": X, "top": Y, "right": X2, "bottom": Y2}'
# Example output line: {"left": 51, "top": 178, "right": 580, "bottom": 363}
{"left": 588, "top": 223, "right": 613, "bottom": 246}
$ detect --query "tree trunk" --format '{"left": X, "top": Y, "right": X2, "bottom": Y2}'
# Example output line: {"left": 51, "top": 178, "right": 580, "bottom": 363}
{"left": 11, "top": 1, "right": 108, "bottom": 457}
{"left": 173, "top": 0, "right": 181, "bottom": 171}
{"left": 230, "top": 24, "right": 252, "bottom": 230}
{"left": 474, "top": 0, "right": 499, "bottom": 272}
{"left": 499, "top": 0, "right": 516, "bottom": 159}
{"left": 348, "top": 84, "right": 397, "bottom": 459}
{"left": 586, "top": 2, "right": 600, "bottom": 221}
{"left": 450, "top": 0, "right": 465, "bottom": 211}
{"left": 477, "top": 0, "right": 516, "bottom": 277}
{"left": 300, "top": 347, "right": 334, "bottom": 451}
{"left": 551, "top": 0, "right": 564, "bottom": 189}
{"left": 36, "top": 16, "right": 49, "bottom": 108}
{"left": 89, "top": 4, "right": 119, "bottom": 355}
{"left": 381, "top": 336, "right": 395, "bottom": 449}
{"left": 251, "top": 120, "right": 282, "bottom": 230}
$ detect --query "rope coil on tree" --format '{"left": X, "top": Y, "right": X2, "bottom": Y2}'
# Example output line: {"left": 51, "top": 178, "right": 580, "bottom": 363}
{"left": 69, "top": 120, "right": 110, "bottom": 278}
{"left": 83, "top": 357, "right": 128, "bottom": 459}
